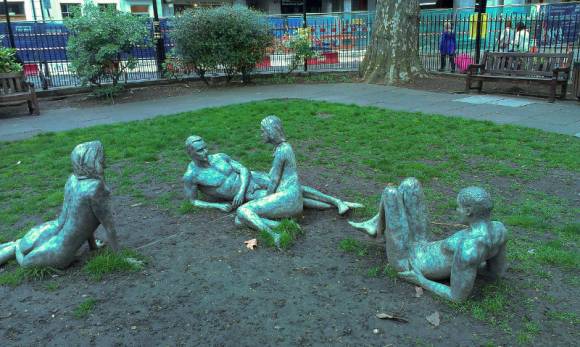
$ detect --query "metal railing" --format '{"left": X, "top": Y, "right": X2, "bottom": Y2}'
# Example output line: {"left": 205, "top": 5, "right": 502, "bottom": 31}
{"left": 420, "top": 4, "right": 580, "bottom": 73}
{"left": 0, "top": 12, "right": 374, "bottom": 89}
{"left": 1, "top": 4, "right": 579, "bottom": 90}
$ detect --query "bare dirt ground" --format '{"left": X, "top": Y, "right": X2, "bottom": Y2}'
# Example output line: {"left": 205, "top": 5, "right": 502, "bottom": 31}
{"left": 1, "top": 163, "right": 578, "bottom": 346}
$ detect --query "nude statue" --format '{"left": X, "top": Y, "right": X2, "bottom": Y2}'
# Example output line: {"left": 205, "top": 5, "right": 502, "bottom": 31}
{"left": 0, "top": 141, "right": 120, "bottom": 269}
{"left": 182, "top": 136, "right": 362, "bottom": 216}
{"left": 348, "top": 178, "right": 508, "bottom": 302}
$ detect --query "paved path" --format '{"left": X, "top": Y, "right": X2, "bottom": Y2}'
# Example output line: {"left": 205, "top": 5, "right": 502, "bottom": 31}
{"left": 1, "top": 83, "right": 579, "bottom": 142}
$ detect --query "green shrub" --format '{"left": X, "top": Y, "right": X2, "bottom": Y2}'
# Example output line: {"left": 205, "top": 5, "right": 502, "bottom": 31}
{"left": 171, "top": 5, "right": 273, "bottom": 83}
{"left": 285, "top": 28, "right": 318, "bottom": 73}
{"left": 0, "top": 47, "right": 22, "bottom": 73}
{"left": 64, "top": 3, "right": 151, "bottom": 88}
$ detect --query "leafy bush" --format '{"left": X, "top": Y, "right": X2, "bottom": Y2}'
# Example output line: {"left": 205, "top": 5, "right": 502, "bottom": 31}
{"left": 64, "top": 3, "right": 151, "bottom": 88}
{"left": 171, "top": 5, "right": 273, "bottom": 83}
{"left": 286, "top": 27, "right": 318, "bottom": 73}
{"left": 0, "top": 47, "right": 22, "bottom": 73}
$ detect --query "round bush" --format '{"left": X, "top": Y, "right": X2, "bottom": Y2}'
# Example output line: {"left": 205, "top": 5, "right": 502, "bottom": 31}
{"left": 171, "top": 5, "right": 273, "bottom": 83}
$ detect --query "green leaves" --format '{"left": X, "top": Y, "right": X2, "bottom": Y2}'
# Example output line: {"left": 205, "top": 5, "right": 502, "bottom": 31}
{"left": 0, "top": 47, "right": 23, "bottom": 73}
{"left": 170, "top": 5, "right": 273, "bottom": 83}
{"left": 64, "top": 3, "right": 151, "bottom": 87}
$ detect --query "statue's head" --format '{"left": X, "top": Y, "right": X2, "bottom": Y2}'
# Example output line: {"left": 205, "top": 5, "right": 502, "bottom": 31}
{"left": 185, "top": 135, "right": 209, "bottom": 164}
{"left": 260, "top": 115, "right": 286, "bottom": 145}
{"left": 71, "top": 140, "right": 105, "bottom": 179}
{"left": 457, "top": 187, "right": 493, "bottom": 223}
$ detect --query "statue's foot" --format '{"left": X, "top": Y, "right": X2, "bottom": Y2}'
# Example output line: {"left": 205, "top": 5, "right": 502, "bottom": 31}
{"left": 0, "top": 242, "right": 16, "bottom": 266}
{"left": 338, "top": 201, "right": 364, "bottom": 215}
{"left": 348, "top": 220, "right": 377, "bottom": 237}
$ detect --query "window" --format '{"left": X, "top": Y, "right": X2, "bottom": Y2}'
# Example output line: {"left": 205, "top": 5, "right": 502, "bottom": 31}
{"left": 131, "top": 5, "right": 150, "bottom": 16}
{"left": 98, "top": 3, "right": 117, "bottom": 12}
{"left": 0, "top": 2, "right": 26, "bottom": 21}
{"left": 61, "top": 3, "right": 81, "bottom": 18}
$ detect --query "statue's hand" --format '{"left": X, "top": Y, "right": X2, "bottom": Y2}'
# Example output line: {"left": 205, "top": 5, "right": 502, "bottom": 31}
{"left": 398, "top": 270, "right": 424, "bottom": 285}
{"left": 219, "top": 203, "right": 233, "bottom": 212}
{"left": 232, "top": 193, "right": 244, "bottom": 210}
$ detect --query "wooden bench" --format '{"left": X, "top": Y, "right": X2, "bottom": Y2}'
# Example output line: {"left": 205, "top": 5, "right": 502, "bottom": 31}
{"left": 466, "top": 52, "right": 573, "bottom": 102}
{"left": 0, "top": 72, "right": 39, "bottom": 115}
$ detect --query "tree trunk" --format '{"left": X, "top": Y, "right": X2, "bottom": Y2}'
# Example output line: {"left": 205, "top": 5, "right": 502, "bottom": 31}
{"left": 360, "top": 0, "right": 426, "bottom": 84}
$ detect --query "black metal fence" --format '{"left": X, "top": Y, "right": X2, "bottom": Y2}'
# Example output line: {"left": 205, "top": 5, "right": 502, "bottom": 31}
{"left": 1, "top": 4, "right": 579, "bottom": 90}
{"left": 0, "top": 12, "right": 374, "bottom": 89}
{"left": 420, "top": 6, "right": 580, "bottom": 73}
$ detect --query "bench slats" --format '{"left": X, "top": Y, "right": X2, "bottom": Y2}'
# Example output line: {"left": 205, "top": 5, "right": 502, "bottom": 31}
{"left": 0, "top": 72, "right": 39, "bottom": 115}
{"left": 466, "top": 51, "right": 573, "bottom": 102}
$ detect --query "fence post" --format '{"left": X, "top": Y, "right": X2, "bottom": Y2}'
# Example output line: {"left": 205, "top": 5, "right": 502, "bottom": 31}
{"left": 151, "top": 0, "right": 166, "bottom": 78}
{"left": 474, "top": 0, "right": 487, "bottom": 63}
{"left": 2, "top": 0, "right": 16, "bottom": 49}
{"left": 303, "top": 2, "right": 308, "bottom": 72}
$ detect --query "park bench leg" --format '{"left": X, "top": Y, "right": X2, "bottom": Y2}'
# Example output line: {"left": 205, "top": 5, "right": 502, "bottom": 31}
{"left": 477, "top": 80, "right": 483, "bottom": 93}
{"left": 549, "top": 80, "right": 557, "bottom": 103}
{"left": 560, "top": 83, "right": 567, "bottom": 99}
{"left": 465, "top": 76, "right": 471, "bottom": 93}
{"left": 30, "top": 90, "right": 40, "bottom": 115}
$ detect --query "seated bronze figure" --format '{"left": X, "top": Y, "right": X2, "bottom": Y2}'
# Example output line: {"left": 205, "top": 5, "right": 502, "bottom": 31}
{"left": 0, "top": 141, "right": 119, "bottom": 269}
{"left": 349, "top": 178, "right": 508, "bottom": 302}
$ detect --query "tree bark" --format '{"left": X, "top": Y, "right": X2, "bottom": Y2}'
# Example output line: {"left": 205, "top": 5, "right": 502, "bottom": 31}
{"left": 360, "top": 0, "right": 426, "bottom": 84}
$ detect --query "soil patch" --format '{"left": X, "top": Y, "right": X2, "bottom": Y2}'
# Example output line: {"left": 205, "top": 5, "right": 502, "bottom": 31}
{"left": 1, "top": 166, "right": 578, "bottom": 346}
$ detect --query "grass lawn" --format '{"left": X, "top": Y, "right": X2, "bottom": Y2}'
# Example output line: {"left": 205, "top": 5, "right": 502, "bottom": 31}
{"left": 0, "top": 99, "right": 578, "bottom": 344}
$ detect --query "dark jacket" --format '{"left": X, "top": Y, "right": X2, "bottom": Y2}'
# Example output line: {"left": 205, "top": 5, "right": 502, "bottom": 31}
{"left": 440, "top": 31, "right": 456, "bottom": 55}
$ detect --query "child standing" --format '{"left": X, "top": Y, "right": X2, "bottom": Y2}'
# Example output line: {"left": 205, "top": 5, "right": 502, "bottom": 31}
{"left": 439, "top": 21, "right": 457, "bottom": 73}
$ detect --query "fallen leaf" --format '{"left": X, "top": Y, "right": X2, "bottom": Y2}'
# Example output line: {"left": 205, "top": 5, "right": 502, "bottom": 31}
{"left": 376, "top": 313, "right": 409, "bottom": 323}
{"left": 426, "top": 311, "right": 440, "bottom": 327}
{"left": 131, "top": 203, "right": 143, "bottom": 207}
{"left": 15, "top": 161, "right": 21, "bottom": 165}
{"left": 244, "top": 239, "right": 258, "bottom": 250}
{"left": 415, "top": 286, "right": 424, "bottom": 298}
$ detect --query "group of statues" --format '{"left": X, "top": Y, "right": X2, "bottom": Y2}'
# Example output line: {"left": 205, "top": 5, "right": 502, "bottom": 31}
{"left": 0, "top": 115, "right": 508, "bottom": 302}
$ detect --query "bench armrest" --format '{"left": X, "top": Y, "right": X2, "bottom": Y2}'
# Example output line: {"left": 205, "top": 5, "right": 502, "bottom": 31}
{"left": 553, "top": 67, "right": 570, "bottom": 80}
{"left": 467, "top": 64, "right": 484, "bottom": 75}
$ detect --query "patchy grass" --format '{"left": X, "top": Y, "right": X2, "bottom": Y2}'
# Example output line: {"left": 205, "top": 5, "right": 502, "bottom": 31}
{"left": 0, "top": 100, "right": 578, "bottom": 344}
{"left": 73, "top": 298, "right": 97, "bottom": 319}
{"left": 0, "top": 265, "right": 59, "bottom": 287}
{"left": 546, "top": 311, "right": 580, "bottom": 325}
{"left": 83, "top": 249, "right": 146, "bottom": 281}
{"left": 260, "top": 219, "right": 303, "bottom": 249}
{"left": 339, "top": 238, "right": 368, "bottom": 256}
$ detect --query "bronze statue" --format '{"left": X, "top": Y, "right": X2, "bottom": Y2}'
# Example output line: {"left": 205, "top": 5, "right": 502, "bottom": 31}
{"left": 0, "top": 141, "right": 120, "bottom": 269}
{"left": 349, "top": 178, "right": 508, "bottom": 302}
{"left": 183, "top": 117, "right": 362, "bottom": 246}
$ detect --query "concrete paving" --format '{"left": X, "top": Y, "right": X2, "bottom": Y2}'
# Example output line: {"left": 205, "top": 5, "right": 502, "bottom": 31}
{"left": 1, "top": 83, "right": 579, "bottom": 142}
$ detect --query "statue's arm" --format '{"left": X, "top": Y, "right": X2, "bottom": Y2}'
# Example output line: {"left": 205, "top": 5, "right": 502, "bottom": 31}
{"left": 267, "top": 146, "right": 287, "bottom": 194}
{"left": 400, "top": 239, "right": 480, "bottom": 302}
{"left": 484, "top": 242, "right": 507, "bottom": 280}
{"left": 90, "top": 186, "right": 119, "bottom": 252}
{"left": 228, "top": 156, "right": 250, "bottom": 209}
{"left": 183, "top": 171, "right": 231, "bottom": 212}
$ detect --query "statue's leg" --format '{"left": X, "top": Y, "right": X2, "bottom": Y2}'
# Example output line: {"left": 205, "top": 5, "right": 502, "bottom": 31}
{"left": 0, "top": 242, "right": 16, "bottom": 266}
{"left": 17, "top": 220, "right": 59, "bottom": 256}
{"left": 382, "top": 186, "right": 411, "bottom": 272}
{"left": 236, "top": 190, "right": 302, "bottom": 247}
{"left": 303, "top": 198, "right": 333, "bottom": 210}
{"left": 398, "top": 178, "right": 429, "bottom": 243}
{"left": 302, "top": 186, "right": 363, "bottom": 215}
{"left": 348, "top": 191, "right": 387, "bottom": 238}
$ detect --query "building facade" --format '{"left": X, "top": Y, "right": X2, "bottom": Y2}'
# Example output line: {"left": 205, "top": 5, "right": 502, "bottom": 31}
{"left": 0, "top": 0, "right": 574, "bottom": 22}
